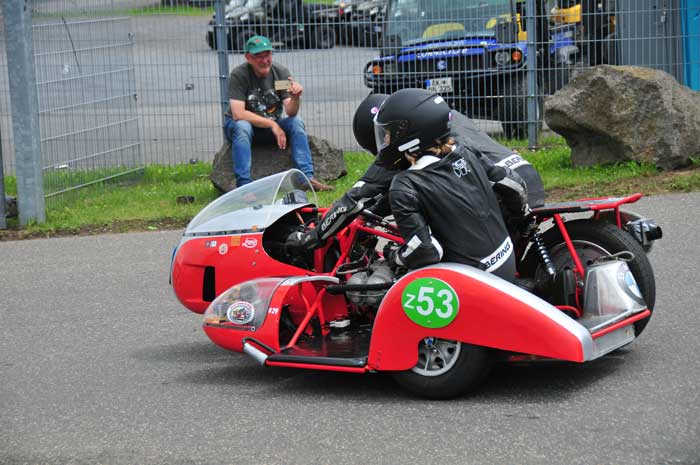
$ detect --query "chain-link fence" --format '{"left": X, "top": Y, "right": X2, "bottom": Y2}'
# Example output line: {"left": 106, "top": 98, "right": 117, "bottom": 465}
{"left": 1, "top": 0, "right": 699, "bottom": 207}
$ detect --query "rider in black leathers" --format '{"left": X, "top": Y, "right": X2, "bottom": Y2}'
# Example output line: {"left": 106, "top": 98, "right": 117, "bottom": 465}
{"left": 287, "top": 91, "right": 542, "bottom": 254}
{"left": 376, "top": 89, "right": 518, "bottom": 281}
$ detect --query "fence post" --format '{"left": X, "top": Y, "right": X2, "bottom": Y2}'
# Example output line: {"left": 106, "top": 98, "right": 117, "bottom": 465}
{"left": 525, "top": 0, "right": 538, "bottom": 149}
{"left": 2, "top": 0, "right": 46, "bottom": 225}
{"left": 215, "top": 0, "right": 230, "bottom": 140}
{"left": 0, "top": 124, "right": 6, "bottom": 229}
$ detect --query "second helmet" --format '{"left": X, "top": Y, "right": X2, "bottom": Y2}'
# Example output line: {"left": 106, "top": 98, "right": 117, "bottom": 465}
{"left": 373, "top": 88, "right": 452, "bottom": 169}
{"left": 353, "top": 93, "right": 389, "bottom": 156}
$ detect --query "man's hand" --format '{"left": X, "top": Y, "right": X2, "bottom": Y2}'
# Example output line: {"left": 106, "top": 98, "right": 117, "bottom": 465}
{"left": 288, "top": 77, "right": 303, "bottom": 99}
{"left": 271, "top": 122, "right": 287, "bottom": 150}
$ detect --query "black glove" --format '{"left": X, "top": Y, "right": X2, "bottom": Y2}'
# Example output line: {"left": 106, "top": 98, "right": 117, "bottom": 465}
{"left": 285, "top": 228, "right": 322, "bottom": 251}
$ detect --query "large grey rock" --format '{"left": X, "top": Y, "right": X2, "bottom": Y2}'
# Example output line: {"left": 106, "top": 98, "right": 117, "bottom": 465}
{"left": 544, "top": 65, "right": 700, "bottom": 170}
{"left": 4, "top": 195, "right": 17, "bottom": 218}
{"left": 210, "top": 135, "right": 347, "bottom": 193}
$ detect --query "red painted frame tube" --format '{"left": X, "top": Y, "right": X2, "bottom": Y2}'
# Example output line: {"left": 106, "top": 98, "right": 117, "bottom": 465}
{"left": 590, "top": 310, "right": 651, "bottom": 339}
{"left": 265, "top": 361, "right": 368, "bottom": 373}
{"left": 356, "top": 224, "right": 403, "bottom": 243}
{"left": 556, "top": 305, "right": 582, "bottom": 318}
{"left": 284, "top": 286, "right": 328, "bottom": 349}
{"left": 553, "top": 214, "right": 586, "bottom": 278}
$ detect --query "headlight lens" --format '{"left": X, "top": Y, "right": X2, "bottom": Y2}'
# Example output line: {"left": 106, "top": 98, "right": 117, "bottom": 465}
{"left": 494, "top": 51, "right": 511, "bottom": 66}
{"left": 203, "top": 278, "right": 286, "bottom": 330}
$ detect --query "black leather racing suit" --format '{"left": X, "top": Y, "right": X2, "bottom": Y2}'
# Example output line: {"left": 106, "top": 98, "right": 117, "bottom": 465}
{"left": 450, "top": 110, "right": 544, "bottom": 208}
{"left": 388, "top": 147, "right": 516, "bottom": 282}
{"left": 290, "top": 112, "right": 536, "bottom": 250}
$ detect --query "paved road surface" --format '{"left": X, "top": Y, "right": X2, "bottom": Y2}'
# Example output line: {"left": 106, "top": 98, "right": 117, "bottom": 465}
{"left": 1, "top": 193, "right": 699, "bottom": 465}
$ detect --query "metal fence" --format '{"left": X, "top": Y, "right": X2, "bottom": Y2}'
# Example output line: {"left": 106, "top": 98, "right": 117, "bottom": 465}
{"left": 1, "top": 0, "right": 699, "bottom": 213}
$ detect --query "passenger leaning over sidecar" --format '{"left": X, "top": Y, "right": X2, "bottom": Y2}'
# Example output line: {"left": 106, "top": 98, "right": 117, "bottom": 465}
{"left": 375, "top": 88, "right": 530, "bottom": 282}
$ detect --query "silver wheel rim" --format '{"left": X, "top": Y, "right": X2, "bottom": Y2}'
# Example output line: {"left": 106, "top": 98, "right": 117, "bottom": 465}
{"left": 411, "top": 338, "right": 461, "bottom": 377}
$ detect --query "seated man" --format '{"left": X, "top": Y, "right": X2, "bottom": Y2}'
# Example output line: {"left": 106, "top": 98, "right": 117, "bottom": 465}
{"left": 223, "top": 35, "right": 333, "bottom": 191}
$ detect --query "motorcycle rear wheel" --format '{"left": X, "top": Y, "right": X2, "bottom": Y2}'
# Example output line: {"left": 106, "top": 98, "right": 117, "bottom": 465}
{"left": 392, "top": 338, "right": 491, "bottom": 399}
{"left": 520, "top": 219, "right": 655, "bottom": 336}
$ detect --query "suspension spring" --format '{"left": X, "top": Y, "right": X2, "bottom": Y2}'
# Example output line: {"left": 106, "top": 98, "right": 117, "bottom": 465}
{"left": 533, "top": 231, "right": 556, "bottom": 276}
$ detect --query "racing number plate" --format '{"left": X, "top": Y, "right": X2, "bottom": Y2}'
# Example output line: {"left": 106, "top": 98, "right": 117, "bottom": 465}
{"left": 426, "top": 77, "right": 453, "bottom": 93}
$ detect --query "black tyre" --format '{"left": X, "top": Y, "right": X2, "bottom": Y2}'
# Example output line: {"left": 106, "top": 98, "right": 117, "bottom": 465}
{"left": 520, "top": 219, "right": 656, "bottom": 336}
{"left": 498, "top": 75, "right": 542, "bottom": 140}
{"left": 392, "top": 338, "right": 491, "bottom": 399}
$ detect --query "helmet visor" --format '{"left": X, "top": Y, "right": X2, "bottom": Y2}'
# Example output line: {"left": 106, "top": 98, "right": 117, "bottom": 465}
{"left": 373, "top": 118, "right": 408, "bottom": 155}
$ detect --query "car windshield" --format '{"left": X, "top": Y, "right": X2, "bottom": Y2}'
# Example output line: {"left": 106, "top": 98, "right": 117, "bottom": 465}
{"left": 185, "top": 169, "right": 316, "bottom": 235}
{"left": 385, "top": 0, "right": 513, "bottom": 45}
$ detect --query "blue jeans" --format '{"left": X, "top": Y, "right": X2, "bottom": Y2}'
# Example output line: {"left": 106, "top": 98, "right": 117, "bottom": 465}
{"left": 223, "top": 116, "right": 315, "bottom": 187}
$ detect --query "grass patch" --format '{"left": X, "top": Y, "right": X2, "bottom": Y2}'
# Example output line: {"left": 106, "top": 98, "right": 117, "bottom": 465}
{"left": 2, "top": 145, "right": 700, "bottom": 239}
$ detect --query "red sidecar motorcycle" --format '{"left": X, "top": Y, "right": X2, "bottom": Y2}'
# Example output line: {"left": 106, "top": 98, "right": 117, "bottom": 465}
{"left": 170, "top": 169, "right": 662, "bottom": 398}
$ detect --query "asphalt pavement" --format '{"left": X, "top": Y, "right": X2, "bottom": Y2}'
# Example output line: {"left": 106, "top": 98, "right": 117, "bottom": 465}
{"left": 1, "top": 192, "right": 699, "bottom": 465}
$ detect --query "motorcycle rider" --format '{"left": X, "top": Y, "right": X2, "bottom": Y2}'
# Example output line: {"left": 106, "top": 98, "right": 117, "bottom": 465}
{"left": 287, "top": 92, "right": 541, "bottom": 251}
{"left": 377, "top": 88, "right": 523, "bottom": 280}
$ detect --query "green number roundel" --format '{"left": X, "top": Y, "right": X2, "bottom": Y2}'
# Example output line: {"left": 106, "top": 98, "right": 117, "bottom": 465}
{"left": 401, "top": 278, "right": 459, "bottom": 328}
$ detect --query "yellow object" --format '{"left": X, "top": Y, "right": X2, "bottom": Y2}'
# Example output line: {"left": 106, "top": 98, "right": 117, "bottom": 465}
{"left": 422, "top": 23, "right": 465, "bottom": 39}
{"left": 485, "top": 13, "right": 527, "bottom": 41}
{"left": 551, "top": 4, "right": 582, "bottom": 24}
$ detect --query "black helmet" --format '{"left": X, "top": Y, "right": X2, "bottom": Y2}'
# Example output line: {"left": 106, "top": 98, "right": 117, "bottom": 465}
{"left": 353, "top": 93, "right": 389, "bottom": 155}
{"left": 373, "top": 88, "right": 452, "bottom": 169}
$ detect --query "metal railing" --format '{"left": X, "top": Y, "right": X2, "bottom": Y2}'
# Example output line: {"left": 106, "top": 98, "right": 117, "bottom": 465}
{"left": 0, "top": 0, "right": 698, "bottom": 218}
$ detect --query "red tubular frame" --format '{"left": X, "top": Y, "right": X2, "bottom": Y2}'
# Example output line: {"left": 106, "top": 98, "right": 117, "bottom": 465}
{"left": 283, "top": 286, "right": 329, "bottom": 349}
{"left": 278, "top": 214, "right": 405, "bottom": 357}
{"left": 265, "top": 361, "right": 367, "bottom": 373}
{"left": 554, "top": 213, "right": 586, "bottom": 279}
{"left": 590, "top": 310, "right": 650, "bottom": 339}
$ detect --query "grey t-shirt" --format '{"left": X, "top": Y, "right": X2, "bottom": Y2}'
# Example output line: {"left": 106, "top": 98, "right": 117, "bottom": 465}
{"left": 225, "top": 62, "right": 292, "bottom": 121}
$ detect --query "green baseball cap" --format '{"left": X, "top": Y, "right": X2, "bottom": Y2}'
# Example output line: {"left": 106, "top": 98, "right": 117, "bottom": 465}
{"left": 245, "top": 35, "right": 273, "bottom": 54}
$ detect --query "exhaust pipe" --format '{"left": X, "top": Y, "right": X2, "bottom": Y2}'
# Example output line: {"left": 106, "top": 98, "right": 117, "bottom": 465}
{"left": 243, "top": 342, "right": 269, "bottom": 365}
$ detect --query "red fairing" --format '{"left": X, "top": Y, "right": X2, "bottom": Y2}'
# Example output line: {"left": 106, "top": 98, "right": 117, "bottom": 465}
{"left": 171, "top": 233, "right": 316, "bottom": 313}
{"left": 367, "top": 264, "right": 590, "bottom": 371}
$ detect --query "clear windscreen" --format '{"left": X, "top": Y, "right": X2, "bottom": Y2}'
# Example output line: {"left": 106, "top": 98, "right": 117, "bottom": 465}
{"left": 185, "top": 169, "right": 316, "bottom": 234}
{"left": 386, "top": 0, "right": 512, "bottom": 45}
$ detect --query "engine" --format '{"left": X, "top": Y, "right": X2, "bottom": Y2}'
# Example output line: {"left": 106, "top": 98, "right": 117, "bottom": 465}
{"left": 345, "top": 261, "right": 395, "bottom": 309}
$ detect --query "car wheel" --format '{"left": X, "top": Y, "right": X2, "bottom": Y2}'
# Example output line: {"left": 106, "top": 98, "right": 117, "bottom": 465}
{"left": 392, "top": 338, "right": 491, "bottom": 399}
{"left": 311, "top": 25, "right": 336, "bottom": 49}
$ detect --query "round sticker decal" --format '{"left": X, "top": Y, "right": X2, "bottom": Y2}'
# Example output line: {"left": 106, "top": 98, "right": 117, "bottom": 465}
{"left": 226, "top": 300, "right": 255, "bottom": 325}
{"left": 402, "top": 278, "right": 459, "bottom": 328}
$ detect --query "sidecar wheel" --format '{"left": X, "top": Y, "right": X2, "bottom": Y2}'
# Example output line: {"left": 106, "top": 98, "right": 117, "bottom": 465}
{"left": 520, "top": 219, "right": 655, "bottom": 336}
{"left": 392, "top": 338, "right": 491, "bottom": 399}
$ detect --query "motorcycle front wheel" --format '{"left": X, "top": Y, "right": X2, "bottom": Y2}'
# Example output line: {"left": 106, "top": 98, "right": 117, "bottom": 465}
{"left": 520, "top": 219, "right": 656, "bottom": 336}
{"left": 392, "top": 338, "right": 491, "bottom": 399}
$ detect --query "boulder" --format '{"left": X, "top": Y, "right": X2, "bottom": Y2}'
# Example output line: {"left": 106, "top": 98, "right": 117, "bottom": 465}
{"left": 4, "top": 195, "right": 17, "bottom": 218}
{"left": 210, "top": 135, "right": 347, "bottom": 193}
{"left": 544, "top": 65, "right": 700, "bottom": 170}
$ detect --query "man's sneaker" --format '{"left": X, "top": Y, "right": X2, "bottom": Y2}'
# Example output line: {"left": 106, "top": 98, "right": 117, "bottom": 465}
{"left": 310, "top": 178, "right": 334, "bottom": 192}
